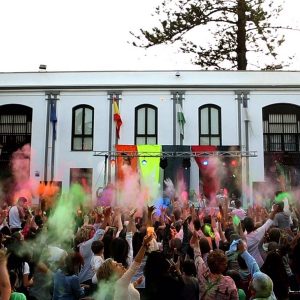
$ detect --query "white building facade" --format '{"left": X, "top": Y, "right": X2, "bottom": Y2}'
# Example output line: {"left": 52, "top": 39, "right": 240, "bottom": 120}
{"left": 0, "top": 70, "right": 300, "bottom": 206}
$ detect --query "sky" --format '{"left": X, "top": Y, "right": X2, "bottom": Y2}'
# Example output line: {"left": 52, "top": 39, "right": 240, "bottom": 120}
{"left": 0, "top": 0, "right": 299, "bottom": 72}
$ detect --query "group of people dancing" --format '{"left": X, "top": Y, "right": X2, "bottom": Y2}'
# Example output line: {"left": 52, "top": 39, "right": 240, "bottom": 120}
{"left": 0, "top": 189, "right": 300, "bottom": 300}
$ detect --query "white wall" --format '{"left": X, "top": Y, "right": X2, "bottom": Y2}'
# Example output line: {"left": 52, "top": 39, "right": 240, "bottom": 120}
{"left": 1, "top": 71, "right": 300, "bottom": 204}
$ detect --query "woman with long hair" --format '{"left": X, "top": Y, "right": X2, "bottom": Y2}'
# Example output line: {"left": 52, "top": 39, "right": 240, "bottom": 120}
{"left": 96, "top": 234, "right": 153, "bottom": 300}
{"left": 261, "top": 249, "right": 289, "bottom": 300}
{"left": 6, "top": 240, "right": 33, "bottom": 297}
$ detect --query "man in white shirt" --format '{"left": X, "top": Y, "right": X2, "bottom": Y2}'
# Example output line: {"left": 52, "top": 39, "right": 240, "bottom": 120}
{"left": 9, "top": 197, "right": 27, "bottom": 233}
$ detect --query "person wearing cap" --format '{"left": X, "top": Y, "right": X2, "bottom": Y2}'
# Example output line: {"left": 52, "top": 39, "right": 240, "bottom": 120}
{"left": 8, "top": 197, "right": 27, "bottom": 233}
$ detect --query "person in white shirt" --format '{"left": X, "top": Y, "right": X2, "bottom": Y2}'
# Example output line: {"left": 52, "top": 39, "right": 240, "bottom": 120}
{"left": 91, "top": 240, "right": 104, "bottom": 284}
{"left": 9, "top": 197, "right": 27, "bottom": 233}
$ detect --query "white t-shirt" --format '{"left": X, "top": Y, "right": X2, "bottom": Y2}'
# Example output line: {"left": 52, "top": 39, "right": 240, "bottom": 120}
{"left": 91, "top": 255, "right": 104, "bottom": 284}
{"left": 9, "top": 206, "right": 22, "bottom": 229}
{"left": 15, "top": 262, "right": 30, "bottom": 289}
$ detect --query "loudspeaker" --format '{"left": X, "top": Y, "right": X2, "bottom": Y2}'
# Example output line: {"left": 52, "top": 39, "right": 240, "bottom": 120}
{"left": 160, "top": 157, "right": 168, "bottom": 169}
{"left": 182, "top": 158, "right": 191, "bottom": 169}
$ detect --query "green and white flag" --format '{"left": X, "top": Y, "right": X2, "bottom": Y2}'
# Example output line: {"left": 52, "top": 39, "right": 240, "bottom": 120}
{"left": 177, "top": 102, "right": 186, "bottom": 139}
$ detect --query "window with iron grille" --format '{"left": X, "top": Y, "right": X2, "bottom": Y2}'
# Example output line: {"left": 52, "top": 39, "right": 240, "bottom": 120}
{"left": 0, "top": 105, "right": 32, "bottom": 164}
{"left": 71, "top": 105, "right": 94, "bottom": 151}
{"left": 135, "top": 104, "right": 157, "bottom": 145}
{"left": 199, "top": 104, "right": 221, "bottom": 146}
{"left": 263, "top": 104, "right": 300, "bottom": 152}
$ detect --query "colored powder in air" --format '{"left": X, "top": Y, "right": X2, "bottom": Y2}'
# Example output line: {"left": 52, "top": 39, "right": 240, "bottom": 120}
{"left": 47, "top": 183, "right": 87, "bottom": 246}
{"left": 275, "top": 192, "right": 290, "bottom": 203}
{"left": 232, "top": 214, "right": 240, "bottom": 226}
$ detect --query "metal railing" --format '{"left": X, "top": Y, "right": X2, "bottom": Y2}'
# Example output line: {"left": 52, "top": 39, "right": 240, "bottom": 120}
{"left": 93, "top": 150, "right": 257, "bottom": 158}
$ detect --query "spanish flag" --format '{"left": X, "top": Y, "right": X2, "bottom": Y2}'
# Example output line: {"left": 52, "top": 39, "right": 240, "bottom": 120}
{"left": 113, "top": 99, "right": 122, "bottom": 139}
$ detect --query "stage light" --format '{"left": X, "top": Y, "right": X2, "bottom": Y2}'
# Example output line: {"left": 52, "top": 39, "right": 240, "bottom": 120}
{"left": 231, "top": 160, "right": 238, "bottom": 167}
{"left": 203, "top": 160, "right": 208, "bottom": 166}
{"left": 160, "top": 157, "right": 168, "bottom": 169}
{"left": 182, "top": 158, "right": 191, "bottom": 169}
{"left": 142, "top": 159, "right": 147, "bottom": 165}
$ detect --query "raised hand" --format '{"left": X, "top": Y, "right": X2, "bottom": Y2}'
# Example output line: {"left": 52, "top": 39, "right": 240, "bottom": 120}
{"left": 160, "top": 206, "right": 167, "bottom": 215}
{"left": 143, "top": 232, "right": 154, "bottom": 247}
{"left": 189, "top": 231, "right": 199, "bottom": 249}
{"left": 129, "top": 208, "right": 137, "bottom": 218}
{"left": 148, "top": 205, "right": 155, "bottom": 215}
{"left": 237, "top": 240, "right": 247, "bottom": 253}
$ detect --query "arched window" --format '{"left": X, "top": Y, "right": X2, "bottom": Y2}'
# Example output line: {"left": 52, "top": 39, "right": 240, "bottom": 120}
{"left": 263, "top": 104, "right": 300, "bottom": 152}
{"left": 135, "top": 104, "right": 157, "bottom": 145}
{"left": 72, "top": 105, "right": 94, "bottom": 151}
{"left": 199, "top": 104, "right": 221, "bottom": 145}
{"left": 0, "top": 104, "right": 32, "bottom": 179}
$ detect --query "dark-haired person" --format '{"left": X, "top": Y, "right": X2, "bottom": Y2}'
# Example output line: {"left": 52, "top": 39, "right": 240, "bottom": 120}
{"left": 143, "top": 251, "right": 184, "bottom": 300}
{"left": 91, "top": 240, "right": 104, "bottom": 284}
{"left": 181, "top": 259, "right": 199, "bottom": 300}
{"left": 261, "top": 250, "right": 289, "bottom": 300}
{"left": 237, "top": 240, "right": 276, "bottom": 300}
{"left": 243, "top": 205, "right": 278, "bottom": 267}
{"left": 6, "top": 245, "right": 32, "bottom": 297}
{"left": 226, "top": 270, "right": 246, "bottom": 300}
{"left": 76, "top": 207, "right": 110, "bottom": 285}
{"left": 190, "top": 231, "right": 238, "bottom": 300}
{"left": 8, "top": 271, "right": 26, "bottom": 300}
{"left": 273, "top": 201, "right": 292, "bottom": 230}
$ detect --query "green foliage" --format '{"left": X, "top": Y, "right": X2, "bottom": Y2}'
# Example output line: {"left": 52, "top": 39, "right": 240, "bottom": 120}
{"left": 131, "top": 0, "right": 291, "bottom": 70}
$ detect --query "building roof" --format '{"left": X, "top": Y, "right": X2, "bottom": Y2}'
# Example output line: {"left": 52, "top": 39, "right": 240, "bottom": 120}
{"left": 0, "top": 70, "right": 300, "bottom": 91}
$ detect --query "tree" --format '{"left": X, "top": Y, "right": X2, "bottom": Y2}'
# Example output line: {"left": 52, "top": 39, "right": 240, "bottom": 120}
{"left": 130, "top": 0, "right": 291, "bottom": 70}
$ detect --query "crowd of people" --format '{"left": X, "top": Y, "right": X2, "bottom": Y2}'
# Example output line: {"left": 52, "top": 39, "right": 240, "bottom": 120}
{"left": 0, "top": 190, "right": 300, "bottom": 300}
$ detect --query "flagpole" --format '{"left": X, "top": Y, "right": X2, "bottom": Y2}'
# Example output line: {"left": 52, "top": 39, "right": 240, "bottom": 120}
{"left": 44, "top": 93, "right": 51, "bottom": 182}
{"left": 172, "top": 92, "right": 177, "bottom": 146}
{"left": 50, "top": 99, "right": 56, "bottom": 181}
{"left": 178, "top": 93, "right": 183, "bottom": 146}
{"left": 114, "top": 96, "right": 119, "bottom": 188}
{"left": 107, "top": 94, "right": 113, "bottom": 183}
{"left": 50, "top": 94, "right": 59, "bottom": 181}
